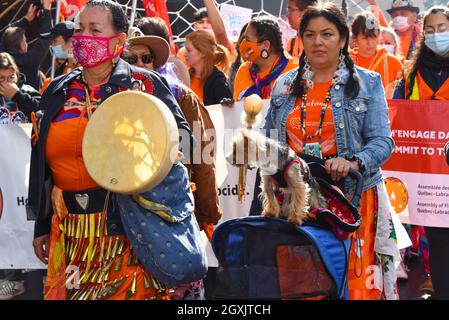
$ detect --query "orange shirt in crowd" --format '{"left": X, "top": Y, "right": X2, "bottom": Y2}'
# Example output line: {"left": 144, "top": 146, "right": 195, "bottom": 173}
{"left": 397, "top": 25, "right": 421, "bottom": 60}
{"left": 190, "top": 75, "right": 205, "bottom": 102}
{"left": 45, "top": 80, "right": 101, "bottom": 191}
{"left": 286, "top": 81, "right": 337, "bottom": 157}
{"left": 350, "top": 47, "right": 403, "bottom": 88}
{"left": 399, "top": 32, "right": 412, "bottom": 60}
{"left": 233, "top": 58, "right": 299, "bottom": 101}
{"left": 407, "top": 71, "right": 449, "bottom": 100}
{"left": 286, "top": 36, "right": 303, "bottom": 60}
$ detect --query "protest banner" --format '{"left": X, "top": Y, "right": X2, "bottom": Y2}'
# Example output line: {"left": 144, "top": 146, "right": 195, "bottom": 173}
{"left": 220, "top": 3, "right": 253, "bottom": 43}
{"left": 383, "top": 100, "right": 449, "bottom": 228}
{"left": 0, "top": 124, "right": 46, "bottom": 269}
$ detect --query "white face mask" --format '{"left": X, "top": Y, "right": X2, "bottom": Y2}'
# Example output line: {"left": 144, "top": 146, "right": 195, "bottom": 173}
{"left": 383, "top": 44, "right": 395, "bottom": 55}
{"left": 393, "top": 16, "right": 410, "bottom": 32}
{"left": 425, "top": 31, "right": 449, "bottom": 57}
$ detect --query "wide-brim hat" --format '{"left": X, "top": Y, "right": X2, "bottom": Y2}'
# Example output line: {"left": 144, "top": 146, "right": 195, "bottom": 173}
{"left": 387, "top": 0, "right": 420, "bottom": 15}
{"left": 126, "top": 27, "right": 170, "bottom": 70}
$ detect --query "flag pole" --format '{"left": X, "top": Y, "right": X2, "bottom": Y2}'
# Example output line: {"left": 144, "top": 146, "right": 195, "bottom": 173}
{"left": 129, "top": 0, "right": 138, "bottom": 28}
{"left": 51, "top": 0, "right": 62, "bottom": 80}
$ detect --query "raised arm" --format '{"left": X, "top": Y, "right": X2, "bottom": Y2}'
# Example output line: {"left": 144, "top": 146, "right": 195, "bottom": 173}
{"left": 203, "top": 0, "right": 233, "bottom": 53}
{"left": 13, "top": 3, "right": 38, "bottom": 30}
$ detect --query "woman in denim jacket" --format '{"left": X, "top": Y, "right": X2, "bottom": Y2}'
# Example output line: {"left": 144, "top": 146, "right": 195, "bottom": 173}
{"left": 261, "top": 3, "right": 398, "bottom": 299}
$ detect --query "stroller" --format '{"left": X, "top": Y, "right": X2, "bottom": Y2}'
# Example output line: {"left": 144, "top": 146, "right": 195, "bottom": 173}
{"left": 211, "top": 155, "right": 363, "bottom": 300}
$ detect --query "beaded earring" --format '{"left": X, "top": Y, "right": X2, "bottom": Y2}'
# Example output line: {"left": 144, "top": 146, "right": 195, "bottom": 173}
{"left": 333, "top": 50, "right": 346, "bottom": 84}
{"left": 302, "top": 55, "right": 314, "bottom": 89}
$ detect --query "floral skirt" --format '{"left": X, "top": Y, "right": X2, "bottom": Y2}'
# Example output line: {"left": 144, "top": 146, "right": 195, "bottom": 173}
{"left": 44, "top": 187, "right": 170, "bottom": 300}
{"left": 347, "top": 185, "right": 398, "bottom": 300}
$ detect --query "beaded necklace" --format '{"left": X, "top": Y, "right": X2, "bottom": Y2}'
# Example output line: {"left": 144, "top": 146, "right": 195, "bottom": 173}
{"left": 300, "top": 80, "right": 333, "bottom": 156}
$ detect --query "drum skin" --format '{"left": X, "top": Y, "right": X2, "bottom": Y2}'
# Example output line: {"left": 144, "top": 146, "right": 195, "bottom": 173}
{"left": 82, "top": 91, "right": 179, "bottom": 194}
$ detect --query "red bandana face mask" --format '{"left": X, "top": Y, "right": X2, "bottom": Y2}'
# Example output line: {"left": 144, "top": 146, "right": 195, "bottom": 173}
{"left": 72, "top": 34, "right": 123, "bottom": 68}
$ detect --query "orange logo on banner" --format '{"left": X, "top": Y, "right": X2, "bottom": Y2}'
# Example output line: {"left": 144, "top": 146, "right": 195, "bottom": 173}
{"left": 384, "top": 177, "right": 408, "bottom": 214}
{"left": 383, "top": 100, "right": 449, "bottom": 175}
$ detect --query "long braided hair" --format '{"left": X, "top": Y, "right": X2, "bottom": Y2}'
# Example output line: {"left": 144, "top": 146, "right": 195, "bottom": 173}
{"left": 406, "top": 6, "right": 449, "bottom": 99}
{"left": 291, "top": 2, "right": 360, "bottom": 99}
{"left": 247, "top": 16, "right": 287, "bottom": 70}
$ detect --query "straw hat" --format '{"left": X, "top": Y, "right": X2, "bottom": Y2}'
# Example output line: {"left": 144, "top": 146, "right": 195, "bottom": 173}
{"left": 126, "top": 27, "right": 170, "bottom": 69}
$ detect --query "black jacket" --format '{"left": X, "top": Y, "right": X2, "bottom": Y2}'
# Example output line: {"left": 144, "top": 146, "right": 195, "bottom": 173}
{"left": 9, "top": 10, "right": 52, "bottom": 90}
{"left": 27, "top": 59, "right": 194, "bottom": 239}
{"left": 11, "top": 82, "right": 41, "bottom": 118}
{"left": 1, "top": 81, "right": 41, "bottom": 119}
{"left": 203, "top": 67, "right": 232, "bottom": 106}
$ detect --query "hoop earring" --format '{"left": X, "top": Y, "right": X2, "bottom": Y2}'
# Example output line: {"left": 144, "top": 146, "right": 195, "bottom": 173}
{"left": 302, "top": 55, "right": 314, "bottom": 89}
{"left": 261, "top": 49, "right": 270, "bottom": 59}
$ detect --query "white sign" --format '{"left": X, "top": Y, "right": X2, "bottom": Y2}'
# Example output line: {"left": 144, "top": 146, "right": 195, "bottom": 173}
{"left": 220, "top": 3, "right": 253, "bottom": 42}
{"left": 0, "top": 124, "right": 46, "bottom": 269}
{"left": 204, "top": 100, "right": 269, "bottom": 266}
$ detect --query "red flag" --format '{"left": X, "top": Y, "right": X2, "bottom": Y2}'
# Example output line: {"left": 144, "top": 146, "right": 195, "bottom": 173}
{"left": 141, "top": 0, "right": 176, "bottom": 54}
{"left": 63, "top": 0, "right": 89, "bottom": 20}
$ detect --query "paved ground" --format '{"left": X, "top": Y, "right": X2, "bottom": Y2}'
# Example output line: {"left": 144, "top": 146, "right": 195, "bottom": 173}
{"left": 12, "top": 257, "right": 427, "bottom": 300}
{"left": 397, "top": 256, "right": 428, "bottom": 300}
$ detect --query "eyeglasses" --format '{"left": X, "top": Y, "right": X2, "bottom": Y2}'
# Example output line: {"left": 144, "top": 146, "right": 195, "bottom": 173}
{"left": 286, "top": 7, "right": 301, "bottom": 13}
{"left": 122, "top": 54, "right": 154, "bottom": 65}
{"left": 0, "top": 75, "right": 17, "bottom": 83}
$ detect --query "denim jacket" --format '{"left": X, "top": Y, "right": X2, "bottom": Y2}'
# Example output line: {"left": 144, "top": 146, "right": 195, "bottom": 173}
{"left": 263, "top": 66, "right": 394, "bottom": 195}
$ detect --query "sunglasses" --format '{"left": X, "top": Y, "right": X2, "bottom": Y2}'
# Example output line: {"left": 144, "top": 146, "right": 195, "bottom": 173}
{"left": 122, "top": 53, "right": 154, "bottom": 65}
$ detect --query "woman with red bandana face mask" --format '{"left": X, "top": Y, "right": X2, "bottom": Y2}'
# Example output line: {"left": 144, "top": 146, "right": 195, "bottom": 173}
{"left": 233, "top": 16, "right": 298, "bottom": 101}
{"left": 28, "top": 0, "right": 194, "bottom": 300}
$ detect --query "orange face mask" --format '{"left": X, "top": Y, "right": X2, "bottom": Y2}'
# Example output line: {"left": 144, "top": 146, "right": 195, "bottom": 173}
{"left": 239, "top": 39, "right": 262, "bottom": 62}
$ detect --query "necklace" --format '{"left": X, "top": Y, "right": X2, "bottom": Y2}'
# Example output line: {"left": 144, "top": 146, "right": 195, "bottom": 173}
{"left": 81, "top": 74, "right": 94, "bottom": 119}
{"left": 300, "top": 80, "right": 333, "bottom": 156}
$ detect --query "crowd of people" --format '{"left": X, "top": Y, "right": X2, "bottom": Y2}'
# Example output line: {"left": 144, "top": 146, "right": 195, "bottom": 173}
{"left": 1, "top": 0, "right": 449, "bottom": 301}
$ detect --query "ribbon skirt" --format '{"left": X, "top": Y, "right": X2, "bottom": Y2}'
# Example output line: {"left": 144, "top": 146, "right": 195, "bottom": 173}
{"left": 44, "top": 187, "right": 169, "bottom": 300}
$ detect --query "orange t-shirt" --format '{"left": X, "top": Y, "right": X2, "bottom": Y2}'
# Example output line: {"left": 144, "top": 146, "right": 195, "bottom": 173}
{"left": 399, "top": 32, "right": 412, "bottom": 60}
{"left": 233, "top": 58, "right": 299, "bottom": 101}
{"left": 45, "top": 80, "right": 101, "bottom": 191}
{"left": 350, "top": 48, "right": 403, "bottom": 88}
{"left": 286, "top": 81, "right": 337, "bottom": 157}
{"left": 190, "top": 75, "right": 205, "bottom": 102}
{"left": 286, "top": 36, "right": 303, "bottom": 59}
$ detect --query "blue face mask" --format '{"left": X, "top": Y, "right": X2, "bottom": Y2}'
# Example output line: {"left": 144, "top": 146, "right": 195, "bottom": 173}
{"left": 50, "top": 44, "right": 69, "bottom": 59}
{"left": 425, "top": 31, "right": 449, "bottom": 57}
